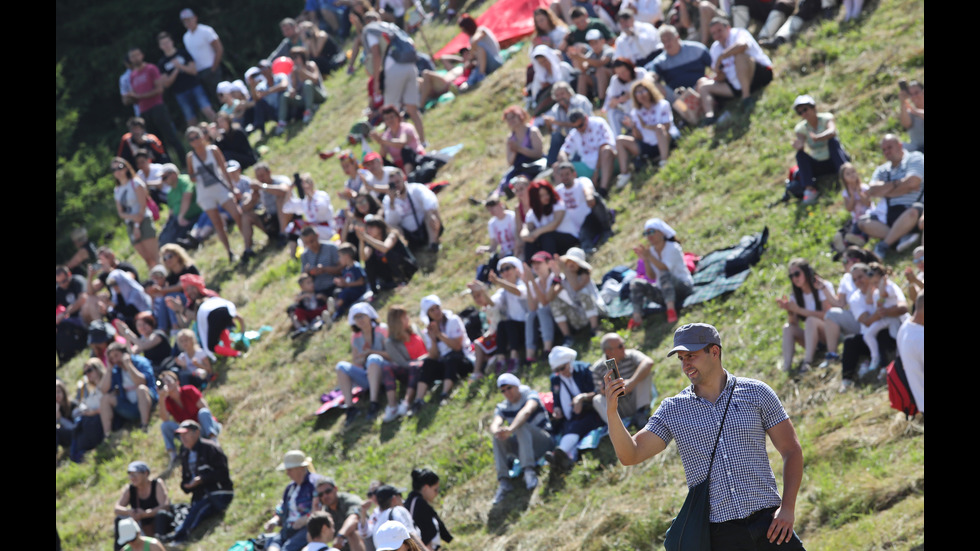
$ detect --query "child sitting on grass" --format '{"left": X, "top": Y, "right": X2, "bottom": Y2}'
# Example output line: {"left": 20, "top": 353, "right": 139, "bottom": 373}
{"left": 332, "top": 243, "right": 368, "bottom": 321}
{"left": 174, "top": 328, "right": 212, "bottom": 388}
{"left": 287, "top": 272, "right": 331, "bottom": 338}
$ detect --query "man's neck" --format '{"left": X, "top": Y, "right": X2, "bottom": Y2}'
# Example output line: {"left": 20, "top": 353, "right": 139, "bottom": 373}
{"left": 693, "top": 368, "right": 728, "bottom": 403}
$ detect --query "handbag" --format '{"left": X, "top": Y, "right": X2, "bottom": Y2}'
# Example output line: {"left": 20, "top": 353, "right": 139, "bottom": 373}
{"left": 663, "top": 377, "right": 736, "bottom": 551}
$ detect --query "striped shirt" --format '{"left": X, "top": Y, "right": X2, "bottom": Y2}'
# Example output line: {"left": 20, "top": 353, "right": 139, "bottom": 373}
{"left": 644, "top": 372, "right": 789, "bottom": 522}
{"left": 871, "top": 150, "right": 925, "bottom": 207}
{"left": 494, "top": 385, "right": 552, "bottom": 432}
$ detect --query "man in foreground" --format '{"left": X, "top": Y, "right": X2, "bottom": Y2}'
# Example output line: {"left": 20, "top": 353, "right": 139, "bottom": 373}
{"left": 603, "top": 322, "right": 806, "bottom": 549}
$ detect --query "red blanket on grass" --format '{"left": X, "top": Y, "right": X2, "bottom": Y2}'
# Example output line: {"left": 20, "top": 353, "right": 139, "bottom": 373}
{"left": 433, "top": 0, "right": 551, "bottom": 59}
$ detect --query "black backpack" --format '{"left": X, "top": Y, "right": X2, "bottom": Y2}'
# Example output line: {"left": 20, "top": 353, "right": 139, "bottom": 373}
{"left": 458, "top": 306, "right": 485, "bottom": 341}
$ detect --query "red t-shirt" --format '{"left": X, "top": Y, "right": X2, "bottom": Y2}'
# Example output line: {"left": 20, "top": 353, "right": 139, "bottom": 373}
{"left": 130, "top": 63, "right": 164, "bottom": 113}
{"left": 165, "top": 385, "right": 203, "bottom": 423}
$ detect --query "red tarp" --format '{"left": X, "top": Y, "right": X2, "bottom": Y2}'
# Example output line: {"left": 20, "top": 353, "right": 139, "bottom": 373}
{"left": 432, "top": 0, "right": 551, "bottom": 59}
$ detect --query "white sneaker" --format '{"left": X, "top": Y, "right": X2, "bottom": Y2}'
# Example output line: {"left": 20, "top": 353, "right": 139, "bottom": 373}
{"left": 396, "top": 401, "right": 410, "bottom": 418}
{"left": 838, "top": 378, "right": 855, "bottom": 393}
{"left": 895, "top": 233, "right": 920, "bottom": 252}
{"left": 615, "top": 173, "right": 631, "bottom": 188}
{"left": 523, "top": 469, "right": 539, "bottom": 490}
{"left": 658, "top": 159, "right": 668, "bottom": 168}
{"left": 382, "top": 405, "right": 399, "bottom": 423}
{"left": 856, "top": 360, "right": 873, "bottom": 379}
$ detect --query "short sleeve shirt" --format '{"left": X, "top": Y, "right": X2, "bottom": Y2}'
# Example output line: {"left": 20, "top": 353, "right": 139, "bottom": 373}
{"left": 182, "top": 24, "right": 220, "bottom": 71}
{"left": 709, "top": 27, "right": 771, "bottom": 85}
{"left": 301, "top": 242, "right": 341, "bottom": 293}
{"left": 383, "top": 183, "right": 439, "bottom": 232}
{"left": 559, "top": 116, "right": 616, "bottom": 169}
{"left": 794, "top": 112, "right": 835, "bottom": 161}
{"left": 644, "top": 374, "right": 788, "bottom": 522}
{"left": 488, "top": 210, "right": 518, "bottom": 256}
{"left": 630, "top": 99, "right": 680, "bottom": 146}
{"left": 870, "top": 150, "right": 924, "bottom": 208}
{"left": 326, "top": 491, "right": 364, "bottom": 530}
{"left": 130, "top": 64, "right": 164, "bottom": 112}
{"left": 494, "top": 384, "right": 552, "bottom": 432}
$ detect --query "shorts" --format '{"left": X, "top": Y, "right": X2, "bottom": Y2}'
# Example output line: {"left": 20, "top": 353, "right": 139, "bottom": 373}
{"left": 127, "top": 217, "right": 157, "bottom": 245}
{"left": 115, "top": 390, "right": 143, "bottom": 421}
{"left": 474, "top": 333, "right": 498, "bottom": 355}
{"left": 723, "top": 61, "right": 773, "bottom": 95}
{"left": 886, "top": 202, "right": 923, "bottom": 227}
{"left": 175, "top": 85, "right": 213, "bottom": 122}
{"left": 196, "top": 181, "right": 234, "bottom": 211}
{"left": 383, "top": 61, "right": 421, "bottom": 108}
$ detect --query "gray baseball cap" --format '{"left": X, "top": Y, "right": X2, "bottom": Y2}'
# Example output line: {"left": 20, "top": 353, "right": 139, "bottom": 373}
{"left": 667, "top": 323, "right": 722, "bottom": 357}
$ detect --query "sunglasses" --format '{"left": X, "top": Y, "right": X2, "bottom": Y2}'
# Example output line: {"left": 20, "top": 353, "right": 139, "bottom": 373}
{"left": 499, "top": 265, "right": 515, "bottom": 272}
{"left": 499, "top": 385, "right": 514, "bottom": 393}
{"left": 188, "top": 135, "right": 201, "bottom": 142}
{"left": 162, "top": 253, "right": 175, "bottom": 261}
{"left": 314, "top": 486, "right": 336, "bottom": 497}
{"left": 643, "top": 229, "right": 657, "bottom": 236}
{"left": 789, "top": 271, "right": 803, "bottom": 278}
{"left": 795, "top": 106, "right": 811, "bottom": 115}
{"left": 83, "top": 368, "right": 95, "bottom": 375}
{"left": 914, "top": 256, "right": 924, "bottom": 263}
{"left": 112, "top": 164, "right": 126, "bottom": 171}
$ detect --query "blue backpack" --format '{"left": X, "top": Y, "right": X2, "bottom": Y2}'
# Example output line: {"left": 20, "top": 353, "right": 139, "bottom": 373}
{"left": 364, "top": 22, "right": 417, "bottom": 64}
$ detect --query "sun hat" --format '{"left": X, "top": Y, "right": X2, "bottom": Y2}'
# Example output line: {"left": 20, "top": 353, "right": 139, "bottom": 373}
{"left": 666, "top": 323, "right": 722, "bottom": 357}
{"left": 117, "top": 517, "right": 141, "bottom": 545}
{"left": 643, "top": 218, "right": 676, "bottom": 239}
{"left": 174, "top": 419, "right": 201, "bottom": 434}
{"left": 559, "top": 247, "right": 592, "bottom": 271}
{"left": 127, "top": 461, "right": 150, "bottom": 474}
{"left": 373, "top": 520, "right": 410, "bottom": 551}
{"left": 277, "top": 449, "right": 313, "bottom": 470}
{"left": 548, "top": 346, "right": 577, "bottom": 371}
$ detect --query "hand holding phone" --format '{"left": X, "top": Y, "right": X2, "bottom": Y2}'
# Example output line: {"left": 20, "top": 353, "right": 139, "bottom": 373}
{"left": 604, "top": 358, "right": 625, "bottom": 397}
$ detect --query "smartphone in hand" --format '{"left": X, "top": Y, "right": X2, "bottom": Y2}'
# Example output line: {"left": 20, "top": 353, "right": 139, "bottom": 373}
{"left": 604, "top": 358, "right": 625, "bottom": 397}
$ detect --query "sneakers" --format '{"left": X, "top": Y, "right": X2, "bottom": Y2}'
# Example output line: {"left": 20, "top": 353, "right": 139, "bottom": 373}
{"left": 302, "top": 110, "right": 313, "bottom": 124}
{"left": 366, "top": 401, "right": 381, "bottom": 420}
{"left": 290, "top": 326, "right": 309, "bottom": 339}
{"left": 273, "top": 121, "right": 287, "bottom": 136}
{"left": 523, "top": 468, "right": 539, "bottom": 490}
{"left": 562, "top": 336, "right": 574, "bottom": 348}
{"left": 492, "top": 478, "right": 514, "bottom": 505}
{"left": 666, "top": 308, "right": 678, "bottom": 324}
{"left": 797, "top": 361, "right": 811, "bottom": 374}
{"left": 428, "top": 242, "right": 441, "bottom": 253}
{"left": 838, "top": 378, "right": 855, "bottom": 393}
{"left": 615, "top": 173, "right": 632, "bottom": 189}
{"left": 344, "top": 407, "right": 360, "bottom": 427}
{"left": 627, "top": 318, "right": 642, "bottom": 332}
{"left": 818, "top": 351, "right": 840, "bottom": 369}
{"left": 545, "top": 448, "right": 573, "bottom": 473}
{"left": 761, "top": 36, "right": 787, "bottom": 50}
{"left": 658, "top": 159, "right": 668, "bottom": 168}
{"left": 856, "top": 360, "right": 874, "bottom": 380}
{"left": 873, "top": 241, "right": 890, "bottom": 260}
{"left": 309, "top": 318, "right": 325, "bottom": 332}
{"left": 895, "top": 233, "right": 920, "bottom": 252}
{"left": 240, "top": 248, "right": 257, "bottom": 263}
{"left": 326, "top": 296, "right": 336, "bottom": 318}
{"left": 801, "top": 187, "right": 819, "bottom": 206}
{"left": 227, "top": 251, "right": 238, "bottom": 263}
{"left": 396, "top": 400, "right": 410, "bottom": 418}
{"left": 716, "top": 111, "right": 733, "bottom": 125}
{"left": 382, "top": 405, "right": 400, "bottom": 423}
{"left": 408, "top": 399, "right": 424, "bottom": 417}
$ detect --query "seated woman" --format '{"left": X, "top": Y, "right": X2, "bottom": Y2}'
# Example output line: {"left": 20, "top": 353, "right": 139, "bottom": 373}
{"left": 298, "top": 20, "right": 344, "bottom": 75}
{"left": 464, "top": 280, "right": 501, "bottom": 380}
{"left": 498, "top": 106, "right": 545, "bottom": 195}
{"left": 114, "top": 460, "right": 171, "bottom": 538}
{"left": 214, "top": 112, "right": 257, "bottom": 171}
{"left": 528, "top": 44, "right": 574, "bottom": 116}
{"left": 154, "top": 244, "right": 201, "bottom": 338}
{"left": 168, "top": 274, "right": 244, "bottom": 359}
{"left": 56, "top": 378, "right": 78, "bottom": 457}
{"left": 628, "top": 218, "right": 694, "bottom": 329}
{"left": 354, "top": 216, "right": 418, "bottom": 292}
{"left": 776, "top": 258, "right": 842, "bottom": 372}
{"left": 519, "top": 179, "right": 580, "bottom": 262}
{"left": 173, "top": 327, "right": 213, "bottom": 388}
{"left": 546, "top": 346, "right": 603, "bottom": 472}
{"left": 282, "top": 173, "right": 338, "bottom": 242}
{"left": 487, "top": 257, "right": 529, "bottom": 374}
{"left": 417, "top": 48, "right": 476, "bottom": 109}
{"left": 413, "top": 295, "right": 475, "bottom": 411}
{"left": 369, "top": 105, "right": 426, "bottom": 175}
{"left": 532, "top": 7, "right": 569, "bottom": 49}
{"left": 523, "top": 251, "right": 558, "bottom": 363}
{"left": 382, "top": 305, "right": 429, "bottom": 422}
{"left": 69, "top": 358, "right": 107, "bottom": 463}
{"left": 264, "top": 450, "right": 319, "bottom": 551}
{"left": 457, "top": 13, "right": 504, "bottom": 90}
{"left": 335, "top": 303, "right": 392, "bottom": 425}
{"left": 157, "top": 370, "right": 222, "bottom": 467}
{"left": 602, "top": 58, "right": 650, "bottom": 138}
{"left": 615, "top": 79, "right": 681, "bottom": 187}
{"left": 105, "top": 269, "right": 153, "bottom": 333}
{"left": 341, "top": 191, "right": 383, "bottom": 250}
{"left": 113, "top": 312, "right": 174, "bottom": 376}
{"left": 551, "top": 247, "right": 605, "bottom": 346}
{"left": 405, "top": 468, "right": 453, "bottom": 550}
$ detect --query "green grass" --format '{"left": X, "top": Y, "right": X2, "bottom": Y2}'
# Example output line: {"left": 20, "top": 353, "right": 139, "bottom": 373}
{"left": 57, "top": 1, "right": 924, "bottom": 549}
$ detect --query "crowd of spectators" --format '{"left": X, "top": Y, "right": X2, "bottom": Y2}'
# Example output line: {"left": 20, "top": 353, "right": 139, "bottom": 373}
{"left": 59, "top": 1, "right": 923, "bottom": 547}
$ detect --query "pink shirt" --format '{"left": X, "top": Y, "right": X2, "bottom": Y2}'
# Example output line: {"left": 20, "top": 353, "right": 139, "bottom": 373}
{"left": 382, "top": 122, "right": 425, "bottom": 165}
{"left": 130, "top": 63, "right": 163, "bottom": 113}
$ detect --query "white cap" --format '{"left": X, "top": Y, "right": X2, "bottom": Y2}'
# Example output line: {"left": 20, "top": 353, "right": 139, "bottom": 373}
{"left": 792, "top": 94, "right": 816, "bottom": 108}
{"left": 548, "top": 346, "right": 577, "bottom": 370}
{"left": 244, "top": 66, "right": 261, "bottom": 80}
{"left": 179, "top": 8, "right": 195, "bottom": 19}
{"left": 496, "top": 256, "right": 523, "bottom": 275}
{"left": 643, "top": 218, "right": 676, "bottom": 239}
{"left": 585, "top": 29, "right": 602, "bottom": 41}
{"left": 497, "top": 373, "right": 520, "bottom": 388}
{"left": 373, "top": 521, "right": 410, "bottom": 551}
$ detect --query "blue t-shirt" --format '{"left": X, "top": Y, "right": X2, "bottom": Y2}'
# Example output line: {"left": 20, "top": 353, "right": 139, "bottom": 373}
{"left": 648, "top": 40, "right": 712, "bottom": 91}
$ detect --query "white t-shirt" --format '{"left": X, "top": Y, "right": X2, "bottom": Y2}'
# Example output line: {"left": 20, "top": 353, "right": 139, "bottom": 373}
{"left": 646, "top": 241, "right": 693, "bottom": 287}
{"left": 846, "top": 289, "right": 874, "bottom": 334}
{"left": 525, "top": 201, "right": 579, "bottom": 236}
{"left": 497, "top": 281, "right": 528, "bottom": 322}
{"left": 282, "top": 189, "right": 337, "bottom": 240}
{"left": 555, "top": 178, "right": 594, "bottom": 232}
{"left": 871, "top": 280, "right": 911, "bottom": 324}
{"left": 383, "top": 183, "right": 439, "bottom": 232}
{"left": 488, "top": 210, "right": 518, "bottom": 256}
{"left": 629, "top": 99, "right": 680, "bottom": 146}
{"left": 422, "top": 310, "right": 475, "bottom": 362}
{"left": 709, "top": 27, "right": 771, "bottom": 85}
{"left": 196, "top": 297, "right": 238, "bottom": 357}
{"left": 837, "top": 272, "right": 856, "bottom": 302}
{"left": 799, "top": 279, "right": 836, "bottom": 312}
{"left": 559, "top": 116, "right": 616, "bottom": 169}
{"left": 183, "top": 24, "right": 220, "bottom": 71}
{"left": 603, "top": 68, "right": 649, "bottom": 112}
{"left": 359, "top": 167, "right": 401, "bottom": 201}
{"left": 614, "top": 21, "right": 662, "bottom": 63}
{"left": 896, "top": 318, "right": 923, "bottom": 413}
{"left": 841, "top": 184, "right": 875, "bottom": 222}
{"left": 372, "top": 506, "right": 419, "bottom": 539}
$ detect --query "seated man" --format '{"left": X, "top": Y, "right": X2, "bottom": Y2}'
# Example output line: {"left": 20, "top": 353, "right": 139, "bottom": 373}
{"left": 57, "top": 265, "right": 89, "bottom": 363}
{"left": 545, "top": 346, "right": 603, "bottom": 473}
{"left": 556, "top": 109, "right": 617, "bottom": 195}
{"left": 790, "top": 94, "right": 850, "bottom": 205}
{"left": 282, "top": 46, "right": 328, "bottom": 126}
{"left": 552, "top": 161, "right": 614, "bottom": 251}
{"left": 159, "top": 420, "right": 234, "bottom": 544}
{"left": 559, "top": 6, "right": 616, "bottom": 70}
{"left": 157, "top": 163, "right": 206, "bottom": 247}
{"left": 311, "top": 476, "right": 367, "bottom": 551}
{"left": 300, "top": 226, "right": 342, "bottom": 300}
{"left": 246, "top": 162, "right": 295, "bottom": 245}
{"left": 698, "top": 16, "right": 773, "bottom": 124}
{"left": 382, "top": 169, "right": 443, "bottom": 252}
{"left": 613, "top": 9, "right": 662, "bottom": 68}
{"left": 575, "top": 29, "right": 615, "bottom": 105}
{"left": 245, "top": 60, "right": 290, "bottom": 137}
{"left": 99, "top": 342, "right": 159, "bottom": 434}
{"left": 589, "top": 333, "right": 654, "bottom": 428}
{"left": 489, "top": 373, "right": 553, "bottom": 504}
{"left": 647, "top": 24, "right": 711, "bottom": 116}
{"left": 118, "top": 116, "right": 171, "bottom": 168}
{"left": 358, "top": 151, "right": 404, "bottom": 199}
{"left": 859, "top": 134, "right": 924, "bottom": 259}
{"left": 541, "top": 82, "right": 594, "bottom": 167}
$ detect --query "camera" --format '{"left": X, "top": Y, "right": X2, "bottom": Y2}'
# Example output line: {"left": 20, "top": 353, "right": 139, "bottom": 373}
{"left": 897, "top": 79, "right": 909, "bottom": 93}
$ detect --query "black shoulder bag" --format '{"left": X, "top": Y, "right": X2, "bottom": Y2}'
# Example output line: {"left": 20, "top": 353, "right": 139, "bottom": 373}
{"left": 663, "top": 377, "right": 736, "bottom": 551}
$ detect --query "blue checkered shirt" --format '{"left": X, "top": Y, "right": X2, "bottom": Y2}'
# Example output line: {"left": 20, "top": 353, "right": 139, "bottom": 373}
{"left": 644, "top": 372, "right": 789, "bottom": 522}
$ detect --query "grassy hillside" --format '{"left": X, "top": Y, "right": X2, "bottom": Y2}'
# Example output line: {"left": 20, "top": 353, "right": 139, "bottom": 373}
{"left": 56, "top": 1, "right": 924, "bottom": 549}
